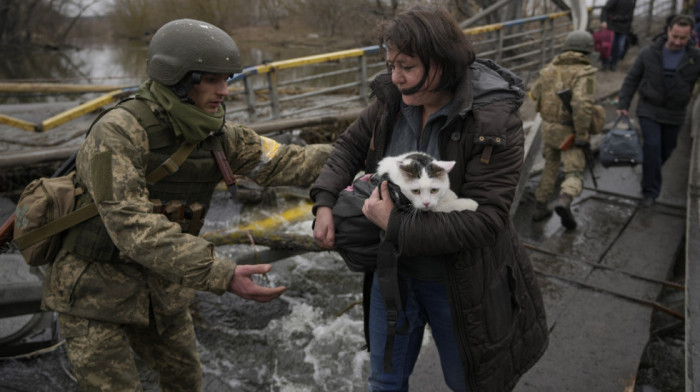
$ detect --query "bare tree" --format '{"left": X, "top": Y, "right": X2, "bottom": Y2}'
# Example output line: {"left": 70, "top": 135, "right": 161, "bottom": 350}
{"left": 373, "top": 0, "right": 400, "bottom": 17}
{"left": 0, "top": 0, "right": 42, "bottom": 46}
{"left": 259, "top": 0, "right": 288, "bottom": 30}
{"left": 56, "top": 0, "right": 99, "bottom": 43}
{"left": 109, "top": 0, "right": 154, "bottom": 39}
{"left": 304, "top": 0, "right": 346, "bottom": 37}
{"left": 301, "top": 0, "right": 382, "bottom": 38}
{"left": 454, "top": 0, "right": 484, "bottom": 19}
{"left": 0, "top": 0, "right": 92, "bottom": 47}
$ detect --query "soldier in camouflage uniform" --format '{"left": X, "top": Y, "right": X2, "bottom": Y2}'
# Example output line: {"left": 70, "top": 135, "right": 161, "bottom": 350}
{"left": 529, "top": 30, "right": 597, "bottom": 230}
{"left": 41, "top": 19, "right": 331, "bottom": 391}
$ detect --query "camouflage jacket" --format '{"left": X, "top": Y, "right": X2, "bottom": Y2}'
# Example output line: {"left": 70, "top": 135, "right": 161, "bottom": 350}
{"left": 530, "top": 51, "right": 597, "bottom": 147}
{"left": 42, "top": 100, "right": 331, "bottom": 330}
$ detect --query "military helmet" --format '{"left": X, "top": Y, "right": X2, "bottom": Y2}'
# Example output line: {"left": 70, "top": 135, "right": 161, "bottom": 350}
{"left": 562, "top": 30, "right": 594, "bottom": 54}
{"left": 147, "top": 19, "right": 242, "bottom": 86}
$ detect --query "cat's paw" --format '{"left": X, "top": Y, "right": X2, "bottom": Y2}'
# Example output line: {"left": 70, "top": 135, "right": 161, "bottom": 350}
{"left": 436, "top": 198, "right": 479, "bottom": 212}
{"left": 452, "top": 198, "right": 479, "bottom": 211}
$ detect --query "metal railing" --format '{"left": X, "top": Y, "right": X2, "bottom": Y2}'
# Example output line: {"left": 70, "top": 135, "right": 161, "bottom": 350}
{"left": 226, "top": 11, "right": 575, "bottom": 123}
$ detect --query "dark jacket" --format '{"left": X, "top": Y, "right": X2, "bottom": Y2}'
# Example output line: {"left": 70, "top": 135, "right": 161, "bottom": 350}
{"left": 618, "top": 35, "right": 700, "bottom": 125}
{"left": 310, "top": 59, "right": 548, "bottom": 391}
{"left": 601, "top": 0, "right": 636, "bottom": 34}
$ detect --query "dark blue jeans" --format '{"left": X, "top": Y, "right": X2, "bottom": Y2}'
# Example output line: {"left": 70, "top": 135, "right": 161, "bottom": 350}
{"left": 368, "top": 273, "right": 467, "bottom": 392}
{"left": 639, "top": 117, "right": 681, "bottom": 199}
{"left": 610, "top": 32, "right": 627, "bottom": 69}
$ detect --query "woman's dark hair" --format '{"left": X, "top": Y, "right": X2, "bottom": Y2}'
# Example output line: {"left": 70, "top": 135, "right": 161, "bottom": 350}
{"left": 377, "top": 4, "right": 476, "bottom": 95}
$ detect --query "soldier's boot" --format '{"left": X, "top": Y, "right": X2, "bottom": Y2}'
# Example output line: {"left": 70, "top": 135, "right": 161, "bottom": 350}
{"left": 532, "top": 201, "right": 552, "bottom": 221}
{"left": 554, "top": 193, "right": 577, "bottom": 230}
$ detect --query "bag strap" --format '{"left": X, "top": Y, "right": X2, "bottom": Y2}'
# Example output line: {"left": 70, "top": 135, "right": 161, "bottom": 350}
{"left": 14, "top": 201, "right": 99, "bottom": 251}
{"left": 13, "top": 144, "right": 197, "bottom": 251}
{"left": 376, "top": 240, "right": 409, "bottom": 373}
{"left": 611, "top": 114, "right": 634, "bottom": 130}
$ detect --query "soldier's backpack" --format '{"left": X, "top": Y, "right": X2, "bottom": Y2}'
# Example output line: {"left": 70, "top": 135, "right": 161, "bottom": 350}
{"left": 599, "top": 115, "right": 643, "bottom": 167}
{"left": 14, "top": 172, "right": 85, "bottom": 266}
{"left": 11, "top": 99, "right": 196, "bottom": 266}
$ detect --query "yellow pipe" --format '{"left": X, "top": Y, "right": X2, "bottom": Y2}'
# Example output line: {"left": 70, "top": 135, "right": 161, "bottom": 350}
{"left": 465, "top": 24, "right": 503, "bottom": 35}
{"left": 0, "top": 114, "right": 37, "bottom": 132}
{"left": 256, "top": 49, "right": 365, "bottom": 74}
{"left": 233, "top": 201, "right": 313, "bottom": 232}
{"left": 40, "top": 89, "right": 124, "bottom": 131}
{"left": 0, "top": 83, "right": 127, "bottom": 93}
{"left": 549, "top": 11, "right": 570, "bottom": 19}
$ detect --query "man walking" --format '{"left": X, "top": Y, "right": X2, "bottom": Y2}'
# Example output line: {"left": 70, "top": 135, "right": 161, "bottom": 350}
{"left": 617, "top": 14, "right": 700, "bottom": 206}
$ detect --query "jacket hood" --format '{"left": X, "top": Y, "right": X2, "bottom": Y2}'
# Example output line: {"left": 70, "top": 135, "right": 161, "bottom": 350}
{"left": 468, "top": 58, "right": 525, "bottom": 110}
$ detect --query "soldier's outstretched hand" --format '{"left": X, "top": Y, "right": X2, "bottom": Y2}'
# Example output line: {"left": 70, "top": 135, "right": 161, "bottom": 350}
{"left": 228, "top": 264, "right": 286, "bottom": 302}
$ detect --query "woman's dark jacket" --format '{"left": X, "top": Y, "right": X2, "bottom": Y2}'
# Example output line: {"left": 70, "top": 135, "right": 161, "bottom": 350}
{"left": 618, "top": 35, "right": 700, "bottom": 126}
{"left": 310, "top": 59, "right": 548, "bottom": 391}
{"left": 601, "top": 0, "right": 636, "bottom": 34}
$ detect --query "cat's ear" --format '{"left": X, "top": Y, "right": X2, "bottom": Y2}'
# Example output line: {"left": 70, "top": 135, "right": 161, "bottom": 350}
{"left": 435, "top": 160, "right": 456, "bottom": 173}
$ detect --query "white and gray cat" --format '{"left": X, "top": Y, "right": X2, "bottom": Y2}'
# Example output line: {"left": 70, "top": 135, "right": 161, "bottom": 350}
{"left": 375, "top": 151, "right": 478, "bottom": 212}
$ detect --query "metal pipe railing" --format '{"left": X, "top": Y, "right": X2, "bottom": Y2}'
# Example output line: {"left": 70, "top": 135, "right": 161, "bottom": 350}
{"left": 229, "top": 11, "right": 575, "bottom": 123}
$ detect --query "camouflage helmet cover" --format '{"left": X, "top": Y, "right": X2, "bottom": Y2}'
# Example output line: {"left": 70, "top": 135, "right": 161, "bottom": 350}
{"left": 562, "top": 30, "right": 594, "bottom": 54}
{"left": 147, "top": 19, "right": 242, "bottom": 86}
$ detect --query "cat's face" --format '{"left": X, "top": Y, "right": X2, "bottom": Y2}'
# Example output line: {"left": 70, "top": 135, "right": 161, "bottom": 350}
{"left": 396, "top": 159, "right": 454, "bottom": 211}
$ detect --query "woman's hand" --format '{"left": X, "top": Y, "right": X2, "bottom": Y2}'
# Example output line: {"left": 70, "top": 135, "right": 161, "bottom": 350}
{"left": 362, "top": 181, "right": 394, "bottom": 231}
{"left": 313, "top": 206, "right": 335, "bottom": 248}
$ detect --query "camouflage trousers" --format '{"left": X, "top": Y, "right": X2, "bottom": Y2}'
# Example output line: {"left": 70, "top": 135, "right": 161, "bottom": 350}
{"left": 535, "top": 144, "right": 585, "bottom": 204}
{"left": 59, "top": 309, "right": 201, "bottom": 392}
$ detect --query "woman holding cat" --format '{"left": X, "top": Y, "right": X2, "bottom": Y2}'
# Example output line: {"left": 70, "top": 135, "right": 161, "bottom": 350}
{"left": 310, "top": 4, "right": 548, "bottom": 391}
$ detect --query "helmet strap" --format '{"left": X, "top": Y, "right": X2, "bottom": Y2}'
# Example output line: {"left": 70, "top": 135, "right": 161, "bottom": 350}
{"left": 217, "top": 101, "right": 226, "bottom": 133}
{"left": 172, "top": 72, "right": 203, "bottom": 103}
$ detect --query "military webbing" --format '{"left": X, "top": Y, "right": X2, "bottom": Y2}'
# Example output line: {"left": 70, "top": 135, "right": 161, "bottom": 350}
{"left": 145, "top": 142, "right": 197, "bottom": 184}
{"left": 13, "top": 129, "right": 197, "bottom": 251}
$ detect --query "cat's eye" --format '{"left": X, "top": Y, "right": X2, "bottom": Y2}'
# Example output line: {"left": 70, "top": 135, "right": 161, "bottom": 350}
{"left": 430, "top": 189, "right": 439, "bottom": 194}
{"left": 411, "top": 190, "right": 420, "bottom": 195}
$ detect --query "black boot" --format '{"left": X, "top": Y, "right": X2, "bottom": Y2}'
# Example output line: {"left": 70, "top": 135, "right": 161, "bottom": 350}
{"left": 554, "top": 194, "right": 577, "bottom": 230}
{"left": 532, "top": 202, "right": 552, "bottom": 221}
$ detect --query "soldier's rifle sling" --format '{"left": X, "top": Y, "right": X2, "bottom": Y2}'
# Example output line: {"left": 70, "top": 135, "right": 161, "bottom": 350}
{"left": 213, "top": 150, "right": 238, "bottom": 198}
